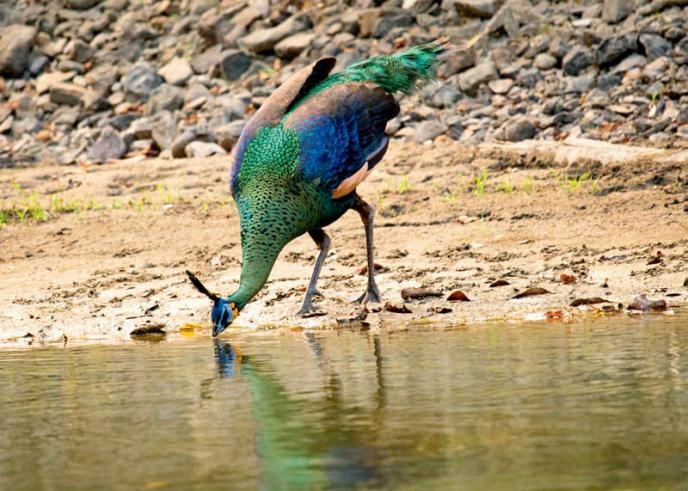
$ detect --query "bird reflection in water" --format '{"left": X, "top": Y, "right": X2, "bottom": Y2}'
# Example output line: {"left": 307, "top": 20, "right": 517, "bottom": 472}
{"left": 211, "top": 334, "right": 386, "bottom": 489}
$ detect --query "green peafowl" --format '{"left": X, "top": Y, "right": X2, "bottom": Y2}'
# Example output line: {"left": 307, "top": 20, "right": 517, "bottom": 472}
{"left": 187, "top": 40, "right": 448, "bottom": 336}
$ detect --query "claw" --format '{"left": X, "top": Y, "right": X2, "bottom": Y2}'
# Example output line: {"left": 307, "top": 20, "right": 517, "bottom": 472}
{"left": 297, "top": 302, "right": 326, "bottom": 318}
{"left": 354, "top": 284, "right": 382, "bottom": 305}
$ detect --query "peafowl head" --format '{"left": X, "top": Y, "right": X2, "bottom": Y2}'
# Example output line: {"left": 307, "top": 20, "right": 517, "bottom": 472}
{"left": 186, "top": 271, "right": 239, "bottom": 336}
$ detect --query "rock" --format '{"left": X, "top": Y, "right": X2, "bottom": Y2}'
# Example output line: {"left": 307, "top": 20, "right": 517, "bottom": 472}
{"left": 602, "top": 0, "right": 634, "bottom": 24}
{"left": 239, "top": 14, "right": 309, "bottom": 53}
{"left": 639, "top": 34, "right": 672, "bottom": 60}
{"left": 408, "top": 120, "right": 447, "bottom": 143}
{"left": 215, "top": 120, "right": 245, "bottom": 150}
{"left": 643, "top": 56, "right": 670, "bottom": 79}
{"left": 429, "top": 84, "right": 461, "bottom": 108}
{"left": 454, "top": 0, "right": 499, "bottom": 18}
{"left": 597, "top": 34, "right": 639, "bottom": 68}
{"left": 66, "top": 0, "right": 100, "bottom": 9}
{"left": 504, "top": 119, "right": 536, "bottom": 142}
{"left": 612, "top": 53, "right": 646, "bottom": 73}
{"left": 488, "top": 78, "right": 514, "bottom": 94}
{"left": 159, "top": 57, "right": 193, "bottom": 86}
{"left": 191, "top": 45, "right": 222, "bottom": 74}
{"left": 274, "top": 32, "right": 314, "bottom": 59}
{"left": 0, "top": 25, "right": 36, "bottom": 77}
{"left": 437, "top": 49, "right": 475, "bottom": 77}
{"left": 151, "top": 112, "right": 177, "bottom": 151}
{"left": 358, "top": 9, "right": 381, "bottom": 37}
{"left": 534, "top": 53, "right": 557, "bottom": 70}
{"left": 458, "top": 60, "right": 497, "bottom": 93}
{"left": 372, "top": 11, "right": 414, "bottom": 38}
{"left": 185, "top": 141, "right": 227, "bottom": 157}
{"left": 66, "top": 39, "right": 93, "bottom": 63}
{"left": 145, "top": 84, "right": 184, "bottom": 115}
{"left": 49, "top": 82, "right": 86, "bottom": 105}
{"left": 562, "top": 46, "right": 594, "bottom": 76}
{"left": 220, "top": 49, "right": 251, "bottom": 80}
{"left": 36, "top": 71, "right": 75, "bottom": 94}
{"left": 171, "top": 131, "right": 196, "bottom": 158}
{"left": 124, "top": 63, "right": 163, "bottom": 100}
{"left": 88, "top": 126, "right": 127, "bottom": 162}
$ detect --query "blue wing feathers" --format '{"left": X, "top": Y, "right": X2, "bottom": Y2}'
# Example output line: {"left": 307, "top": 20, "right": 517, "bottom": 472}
{"left": 285, "top": 83, "right": 399, "bottom": 194}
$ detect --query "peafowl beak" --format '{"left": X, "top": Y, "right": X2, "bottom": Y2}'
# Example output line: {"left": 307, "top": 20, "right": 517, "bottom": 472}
{"left": 211, "top": 298, "right": 238, "bottom": 337}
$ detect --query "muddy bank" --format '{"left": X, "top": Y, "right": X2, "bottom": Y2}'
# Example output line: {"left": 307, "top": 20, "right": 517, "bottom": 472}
{"left": 0, "top": 139, "right": 686, "bottom": 345}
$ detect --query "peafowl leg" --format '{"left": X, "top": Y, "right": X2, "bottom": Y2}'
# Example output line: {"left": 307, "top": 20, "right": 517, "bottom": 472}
{"left": 353, "top": 195, "right": 382, "bottom": 304}
{"left": 298, "top": 229, "right": 331, "bottom": 317}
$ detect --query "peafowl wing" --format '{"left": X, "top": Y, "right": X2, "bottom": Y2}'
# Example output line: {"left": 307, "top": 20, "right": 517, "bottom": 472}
{"left": 283, "top": 82, "right": 399, "bottom": 199}
{"left": 230, "top": 57, "right": 336, "bottom": 192}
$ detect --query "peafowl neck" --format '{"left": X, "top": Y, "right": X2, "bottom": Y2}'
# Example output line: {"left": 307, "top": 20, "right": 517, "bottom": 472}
{"left": 227, "top": 193, "right": 299, "bottom": 309}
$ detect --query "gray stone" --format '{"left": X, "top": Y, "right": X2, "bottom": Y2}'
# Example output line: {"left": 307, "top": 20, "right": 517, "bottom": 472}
{"left": 0, "top": 25, "right": 36, "bottom": 77}
{"left": 88, "top": 127, "right": 127, "bottom": 162}
{"left": 534, "top": 53, "right": 557, "bottom": 70}
{"left": 437, "top": 49, "right": 475, "bottom": 77}
{"left": 215, "top": 120, "right": 246, "bottom": 151}
{"left": 36, "top": 71, "right": 76, "bottom": 94}
{"left": 504, "top": 119, "right": 536, "bottom": 142}
{"left": 408, "top": 120, "right": 447, "bottom": 143}
{"left": 159, "top": 57, "right": 193, "bottom": 86}
{"left": 67, "top": 39, "right": 93, "bottom": 63}
{"left": 458, "top": 60, "right": 497, "bottom": 93}
{"left": 49, "top": 82, "right": 86, "bottom": 105}
{"left": 274, "top": 32, "right": 314, "bottom": 59}
{"left": 429, "top": 84, "right": 461, "bottom": 108}
{"left": 548, "top": 38, "right": 569, "bottom": 60}
{"left": 562, "top": 46, "right": 594, "bottom": 76}
{"left": 66, "top": 0, "right": 100, "bottom": 9}
{"left": 171, "top": 131, "right": 197, "bottom": 158}
{"left": 220, "top": 49, "right": 251, "bottom": 80}
{"left": 453, "top": 0, "right": 499, "bottom": 18}
{"left": 185, "top": 141, "right": 227, "bottom": 157}
{"left": 145, "top": 84, "right": 184, "bottom": 115}
{"left": 151, "top": 112, "right": 177, "bottom": 150}
{"left": 124, "top": 63, "right": 163, "bottom": 100}
{"left": 239, "top": 14, "right": 309, "bottom": 53}
{"left": 602, "top": 0, "right": 634, "bottom": 24}
{"left": 488, "top": 78, "right": 514, "bottom": 94}
{"left": 372, "top": 12, "right": 414, "bottom": 38}
{"left": 597, "top": 34, "right": 639, "bottom": 68}
{"left": 191, "top": 45, "right": 222, "bottom": 74}
{"left": 639, "top": 34, "right": 672, "bottom": 60}
{"left": 643, "top": 56, "right": 670, "bottom": 79}
{"left": 612, "top": 53, "right": 646, "bottom": 73}
{"left": 29, "top": 54, "right": 49, "bottom": 75}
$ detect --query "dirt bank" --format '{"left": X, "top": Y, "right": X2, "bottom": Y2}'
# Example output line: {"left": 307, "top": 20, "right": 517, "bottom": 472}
{"left": 1, "top": 138, "right": 686, "bottom": 345}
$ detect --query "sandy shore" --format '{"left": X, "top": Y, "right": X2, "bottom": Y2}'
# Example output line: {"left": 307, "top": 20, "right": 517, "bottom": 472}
{"left": 1, "top": 138, "right": 686, "bottom": 346}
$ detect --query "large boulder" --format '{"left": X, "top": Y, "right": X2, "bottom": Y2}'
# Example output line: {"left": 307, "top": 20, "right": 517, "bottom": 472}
{"left": 0, "top": 25, "right": 36, "bottom": 77}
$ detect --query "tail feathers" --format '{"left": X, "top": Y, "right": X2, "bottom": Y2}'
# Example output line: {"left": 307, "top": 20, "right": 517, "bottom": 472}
{"left": 340, "top": 39, "right": 450, "bottom": 94}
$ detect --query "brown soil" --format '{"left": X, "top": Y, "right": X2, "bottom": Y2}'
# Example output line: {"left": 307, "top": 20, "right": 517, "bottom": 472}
{"left": 1, "top": 138, "right": 686, "bottom": 345}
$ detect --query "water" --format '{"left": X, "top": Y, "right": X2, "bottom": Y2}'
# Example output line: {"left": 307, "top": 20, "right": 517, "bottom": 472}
{"left": 1, "top": 314, "right": 687, "bottom": 490}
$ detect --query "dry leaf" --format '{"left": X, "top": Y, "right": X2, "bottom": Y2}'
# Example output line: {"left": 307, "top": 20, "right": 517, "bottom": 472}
{"left": 358, "top": 263, "right": 384, "bottom": 275}
{"left": 559, "top": 273, "right": 577, "bottom": 284}
{"left": 401, "top": 288, "right": 443, "bottom": 300}
{"left": 513, "top": 287, "right": 550, "bottom": 299}
{"left": 384, "top": 302, "right": 412, "bottom": 313}
{"left": 431, "top": 306, "right": 453, "bottom": 314}
{"left": 647, "top": 251, "right": 663, "bottom": 265}
{"left": 570, "top": 297, "right": 607, "bottom": 307}
{"left": 447, "top": 290, "right": 471, "bottom": 301}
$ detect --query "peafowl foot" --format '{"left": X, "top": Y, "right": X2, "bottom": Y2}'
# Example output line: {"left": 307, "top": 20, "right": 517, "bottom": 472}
{"left": 354, "top": 283, "right": 382, "bottom": 305}
{"left": 297, "top": 301, "right": 326, "bottom": 318}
